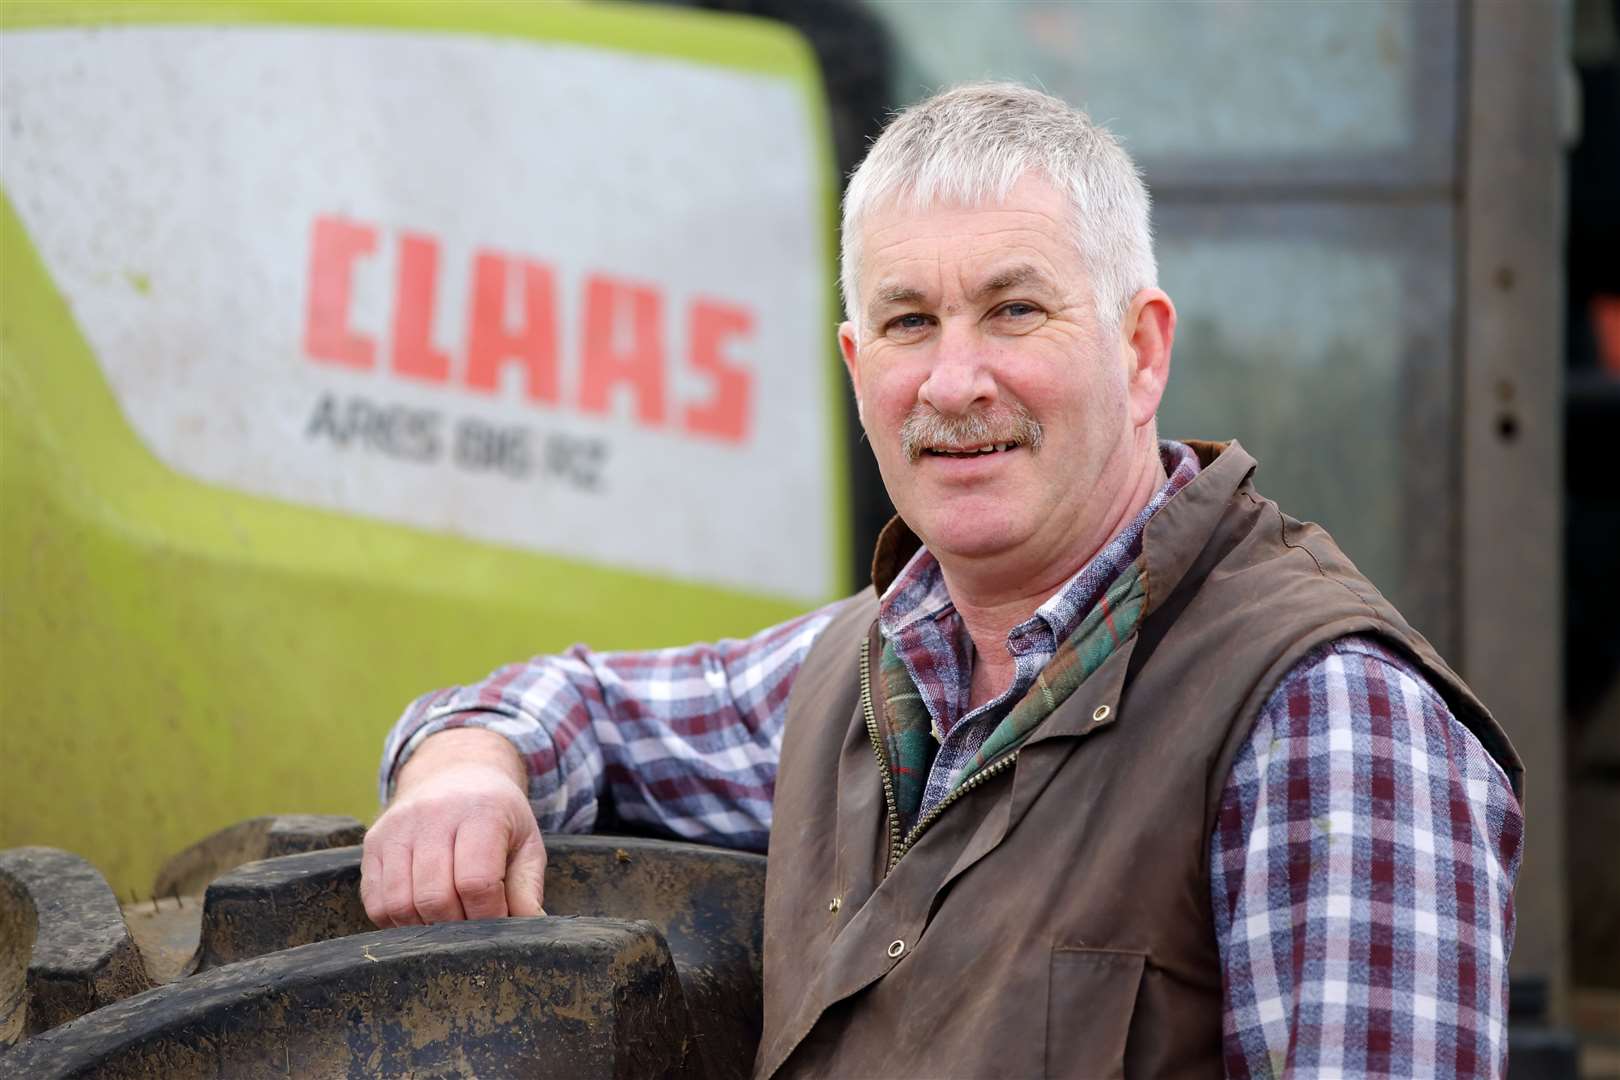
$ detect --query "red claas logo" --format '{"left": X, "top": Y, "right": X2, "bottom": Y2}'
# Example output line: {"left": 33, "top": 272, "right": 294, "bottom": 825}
{"left": 301, "top": 215, "right": 754, "bottom": 443}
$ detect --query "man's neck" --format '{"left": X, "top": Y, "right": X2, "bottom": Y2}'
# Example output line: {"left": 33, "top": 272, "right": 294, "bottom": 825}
{"left": 941, "top": 442, "right": 1168, "bottom": 711}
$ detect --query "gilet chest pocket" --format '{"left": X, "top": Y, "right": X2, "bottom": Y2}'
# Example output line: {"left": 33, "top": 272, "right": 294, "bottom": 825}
{"left": 1045, "top": 947, "right": 1146, "bottom": 1079}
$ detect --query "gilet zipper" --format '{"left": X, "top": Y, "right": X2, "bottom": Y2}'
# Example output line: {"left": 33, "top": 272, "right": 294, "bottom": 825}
{"left": 859, "top": 637, "right": 901, "bottom": 872}
{"left": 861, "top": 637, "right": 1020, "bottom": 875}
{"left": 892, "top": 749, "right": 1019, "bottom": 866}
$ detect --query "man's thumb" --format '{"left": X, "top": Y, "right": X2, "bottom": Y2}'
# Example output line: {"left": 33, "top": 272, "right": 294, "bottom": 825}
{"left": 506, "top": 833, "right": 547, "bottom": 917}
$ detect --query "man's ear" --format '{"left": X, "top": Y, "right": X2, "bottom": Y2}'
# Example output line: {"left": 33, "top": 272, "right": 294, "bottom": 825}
{"left": 838, "top": 321, "right": 863, "bottom": 424}
{"left": 1120, "top": 289, "right": 1175, "bottom": 429}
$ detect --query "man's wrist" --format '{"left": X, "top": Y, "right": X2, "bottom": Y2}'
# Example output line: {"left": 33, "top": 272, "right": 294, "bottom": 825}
{"left": 393, "top": 725, "right": 527, "bottom": 800}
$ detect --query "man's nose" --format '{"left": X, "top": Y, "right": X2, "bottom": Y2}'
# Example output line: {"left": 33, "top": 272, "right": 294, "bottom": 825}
{"left": 917, "top": 323, "right": 996, "bottom": 416}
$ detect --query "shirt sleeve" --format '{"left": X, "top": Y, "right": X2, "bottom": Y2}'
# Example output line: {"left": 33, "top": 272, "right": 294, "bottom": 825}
{"left": 378, "top": 603, "right": 840, "bottom": 852}
{"left": 1211, "top": 635, "right": 1524, "bottom": 1079}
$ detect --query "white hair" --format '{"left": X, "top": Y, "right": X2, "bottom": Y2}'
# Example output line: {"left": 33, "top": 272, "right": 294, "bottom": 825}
{"left": 840, "top": 81, "right": 1156, "bottom": 333}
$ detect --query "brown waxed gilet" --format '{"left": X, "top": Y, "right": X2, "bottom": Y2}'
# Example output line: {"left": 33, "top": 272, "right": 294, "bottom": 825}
{"left": 755, "top": 441, "right": 1522, "bottom": 1080}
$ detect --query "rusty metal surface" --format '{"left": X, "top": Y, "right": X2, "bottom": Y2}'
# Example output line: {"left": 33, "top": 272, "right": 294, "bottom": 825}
{"left": 0, "top": 847, "right": 152, "bottom": 1036}
{"left": 4, "top": 918, "right": 698, "bottom": 1079}
{"left": 0, "top": 866, "right": 35, "bottom": 1048}
{"left": 151, "top": 814, "right": 365, "bottom": 900}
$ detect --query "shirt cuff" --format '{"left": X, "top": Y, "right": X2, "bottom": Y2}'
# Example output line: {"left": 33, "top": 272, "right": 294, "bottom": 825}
{"left": 378, "top": 703, "right": 554, "bottom": 810}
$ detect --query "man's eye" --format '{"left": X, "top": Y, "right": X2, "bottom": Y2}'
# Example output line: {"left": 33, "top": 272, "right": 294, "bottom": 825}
{"left": 999, "top": 302, "right": 1040, "bottom": 318}
{"left": 888, "top": 314, "right": 932, "bottom": 334}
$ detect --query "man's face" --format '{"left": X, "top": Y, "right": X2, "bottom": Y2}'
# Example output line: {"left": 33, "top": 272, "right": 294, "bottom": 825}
{"left": 840, "top": 174, "right": 1141, "bottom": 568}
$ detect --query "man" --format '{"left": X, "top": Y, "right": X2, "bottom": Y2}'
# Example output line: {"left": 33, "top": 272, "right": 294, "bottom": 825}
{"left": 364, "top": 83, "right": 1524, "bottom": 1077}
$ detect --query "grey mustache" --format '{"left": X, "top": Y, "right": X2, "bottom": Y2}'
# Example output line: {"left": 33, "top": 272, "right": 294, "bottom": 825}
{"left": 899, "top": 405, "right": 1044, "bottom": 463}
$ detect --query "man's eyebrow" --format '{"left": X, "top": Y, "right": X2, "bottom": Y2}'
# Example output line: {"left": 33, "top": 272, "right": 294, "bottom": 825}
{"left": 863, "top": 265, "right": 1051, "bottom": 321}
{"left": 865, "top": 283, "right": 928, "bottom": 322}
{"left": 969, "top": 264, "right": 1051, "bottom": 300}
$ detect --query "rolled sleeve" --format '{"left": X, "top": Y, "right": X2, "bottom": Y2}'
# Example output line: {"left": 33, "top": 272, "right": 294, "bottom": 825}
{"left": 376, "top": 602, "right": 840, "bottom": 848}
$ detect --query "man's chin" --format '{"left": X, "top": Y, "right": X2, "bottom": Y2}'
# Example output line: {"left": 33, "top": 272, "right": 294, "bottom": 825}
{"left": 912, "top": 518, "right": 1032, "bottom": 564}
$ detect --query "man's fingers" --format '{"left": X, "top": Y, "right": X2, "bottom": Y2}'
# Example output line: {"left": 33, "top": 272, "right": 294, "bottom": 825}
{"left": 452, "top": 819, "right": 511, "bottom": 920}
{"left": 411, "top": 826, "right": 467, "bottom": 923}
{"left": 379, "top": 839, "right": 426, "bottom": 927}
{"left": 363, "top": 754, "right": 541, "bottom": 926}
{"left": 506, "top": 831, "right": 547, "bottom": 918}
{"left": 360, "top": 847, "right": 388, "bottom": 929}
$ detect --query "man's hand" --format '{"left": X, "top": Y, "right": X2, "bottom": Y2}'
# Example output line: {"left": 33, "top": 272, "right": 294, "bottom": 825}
{"left": 361, "top": 727, "right": 547, "bottom": 927}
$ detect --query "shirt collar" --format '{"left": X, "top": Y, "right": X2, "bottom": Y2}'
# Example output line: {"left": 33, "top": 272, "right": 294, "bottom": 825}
{"left": 877, "top": 440, "right": 1203, "bottom": 644}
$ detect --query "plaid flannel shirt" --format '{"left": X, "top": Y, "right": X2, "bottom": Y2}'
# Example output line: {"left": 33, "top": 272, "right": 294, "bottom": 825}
{"left": 382, "top": 442, "right": 1523, "bottom": 1078}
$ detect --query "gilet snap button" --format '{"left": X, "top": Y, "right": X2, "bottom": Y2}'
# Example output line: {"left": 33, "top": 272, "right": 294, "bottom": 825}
{"left": 887, "top": 939, "right": 905, "bottom": 958}
{"left": 1092, "top": 705, "right": 1110, "bottom": 722}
